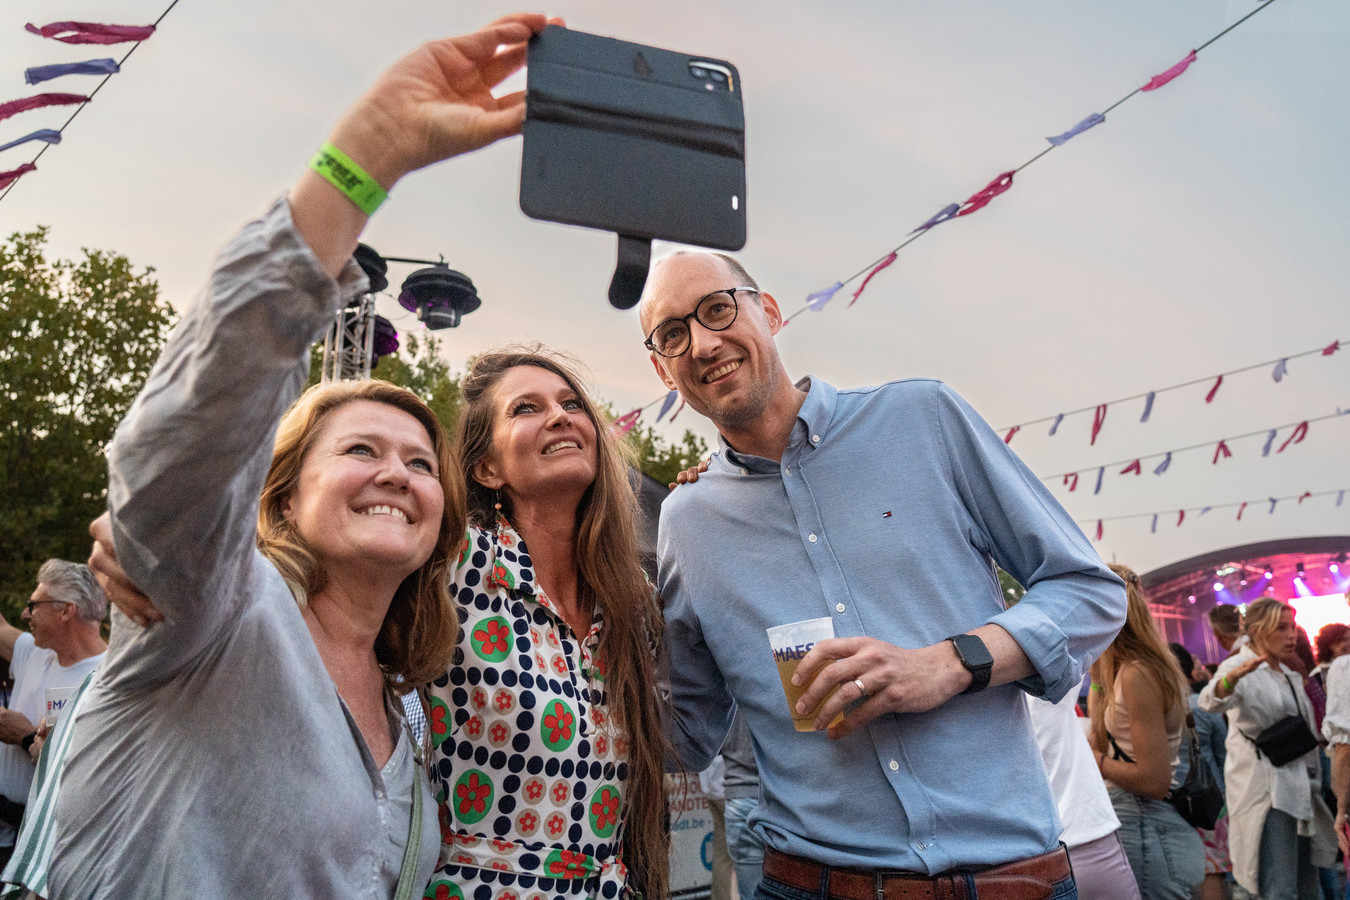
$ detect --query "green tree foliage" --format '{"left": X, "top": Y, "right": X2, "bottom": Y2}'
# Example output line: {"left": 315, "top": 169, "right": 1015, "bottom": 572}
{"left": 623, "top": 421, "right": 709, "bottom": 489}
{"left": 0, "top": 228, "right": 173, "bottom": 618}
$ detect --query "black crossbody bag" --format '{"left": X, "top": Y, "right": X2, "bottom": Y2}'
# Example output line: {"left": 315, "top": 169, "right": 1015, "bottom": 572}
{"left": 1107, "top": 715, "right": 1224, "bottom": 829}
{"left": 1238, "top": 672, "right": 1319, "bottom": 767}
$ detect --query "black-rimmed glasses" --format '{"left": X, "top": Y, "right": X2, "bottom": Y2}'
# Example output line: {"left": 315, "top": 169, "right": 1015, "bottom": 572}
{"left": 24, "top": 600, "right": 66, "bottom": 614}
{"left": 644, "top": 287, "right": 757, "bottom": 358}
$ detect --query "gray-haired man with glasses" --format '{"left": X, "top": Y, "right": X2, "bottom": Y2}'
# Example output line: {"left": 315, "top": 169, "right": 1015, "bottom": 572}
{"left": 0, "top": 561, "right": 106, "bottom": 866}
{"left": 639, "top": 250, "right": 1124, "bottom": 899}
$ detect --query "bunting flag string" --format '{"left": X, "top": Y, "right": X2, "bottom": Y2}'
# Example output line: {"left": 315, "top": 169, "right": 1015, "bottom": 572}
{"left": 1040, "top": 409, "right": 1345, "bottom": 488}
{"left": 849, "top": 252, "right": 897, "bottom": 306}
{"left": 994, "top": 338, "right": 1344, "bottom": 441}
{"left": 0, "top": 129, "right": 61, "bottom": 154}
{"left": 0, "top": 164, "right": 37, "bottom": 190}
{"left": 611, "top": 408, "right": 642, "bottom": 437}
{"left": 25, "top": 58, "right": 120, "bottom": 85}
{"left": 1003, "top": 426, "right": 1020, "bottom": 444}
{"left": 24, "top": 21, "right": 155, "bottom": 45}
{"left": 1079, "top": 486, "right": 1348, "bottom": 533}
{"left": 0, "top": 2, "right": 180, "bottom": 207}
{"left": 655, "top": 390, "right": 679, "bottom": 423}
{"left": 782, "top": 0, "right": 1279, "bottom": 325}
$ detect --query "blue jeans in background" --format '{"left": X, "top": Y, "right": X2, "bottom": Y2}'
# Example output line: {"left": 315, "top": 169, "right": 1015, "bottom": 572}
{"left": 1109, "top": 786, "right": 1205, "bottom": 900}
{"left": 724, "top": 797, "right": 765, "bottom": 900}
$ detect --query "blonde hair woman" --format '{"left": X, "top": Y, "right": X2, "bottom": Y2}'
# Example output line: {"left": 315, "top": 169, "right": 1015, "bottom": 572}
{"left": 1199, "top": 598, "right": 1332, "bottom": 900}
{"left": 1088, "top": 564, "right": 1204, "bottom": 899}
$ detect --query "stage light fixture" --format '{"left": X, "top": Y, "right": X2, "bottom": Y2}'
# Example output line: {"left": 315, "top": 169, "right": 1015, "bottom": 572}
{"left": 1297, "top": 562, "right": 1306, "bottom": 579}
{"left": 398, "top": 265, "right": 481, "bottom": 330}
{"left": 1263, "top": 567, "right": 1274, "bottom": 579}
{"left": 1213, "top": 581, "right": 1224, "bottom": 592}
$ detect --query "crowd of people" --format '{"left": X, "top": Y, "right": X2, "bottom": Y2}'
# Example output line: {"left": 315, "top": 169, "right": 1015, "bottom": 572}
{"left": 0, "top": 13, "right": 1343, "bottom": 900}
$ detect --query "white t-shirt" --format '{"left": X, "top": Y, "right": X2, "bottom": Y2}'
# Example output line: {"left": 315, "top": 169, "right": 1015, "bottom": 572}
{"left": 1027, "top": 689, "right": 1120, "bottom": 847}
{"left": 0, "top": 632, "right": 103, "bottom": 846}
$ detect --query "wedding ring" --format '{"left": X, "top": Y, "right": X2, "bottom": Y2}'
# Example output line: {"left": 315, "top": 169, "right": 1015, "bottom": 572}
{"left": 853, "top": 678, "right": 868, "bottom": 699}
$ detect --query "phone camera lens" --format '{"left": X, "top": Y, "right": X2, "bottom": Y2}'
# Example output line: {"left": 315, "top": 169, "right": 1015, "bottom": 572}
{"left": 709, "top": 70, "right": 726, "bottom": 83}
{"left": 689, "top": 66, "right": 709, "bottom": 80}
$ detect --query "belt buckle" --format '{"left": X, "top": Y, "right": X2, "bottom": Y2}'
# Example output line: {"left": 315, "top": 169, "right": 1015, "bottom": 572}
{"left": 874, "top": 872, "right": 885, "bottom": 900}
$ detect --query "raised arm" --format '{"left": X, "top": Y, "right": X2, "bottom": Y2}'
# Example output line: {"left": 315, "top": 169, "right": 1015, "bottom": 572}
{"left": 0, "top": 611, "right": 22, "bottom": 662}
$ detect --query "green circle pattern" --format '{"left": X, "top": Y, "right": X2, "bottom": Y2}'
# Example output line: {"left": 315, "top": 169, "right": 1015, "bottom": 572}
{"left": 472, "top": 615, "right": 512, "bottom": 662}
{"left": 423, "top": 879, "right": 464, "bottom": 900}
{"left": 539, "top": 698, "right": 577, "bottom": 751}
{"left": 453, "top": 768, "right": 494, "bottom": 825}
{"left": 588, "top": 784, "right": 622, "bottom": 838}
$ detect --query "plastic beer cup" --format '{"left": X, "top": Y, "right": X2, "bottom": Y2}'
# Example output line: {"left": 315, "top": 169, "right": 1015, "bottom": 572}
{"left": 766, "top": 617, "right": 841, "bottom": 732}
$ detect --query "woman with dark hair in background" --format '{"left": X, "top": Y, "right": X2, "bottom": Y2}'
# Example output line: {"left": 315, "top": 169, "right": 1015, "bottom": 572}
{"left": 1088, "top": 564, "right": 1204, "bottom": 899}
{"left": 1169, "top": 642, "right": 1231, "bottom": 900}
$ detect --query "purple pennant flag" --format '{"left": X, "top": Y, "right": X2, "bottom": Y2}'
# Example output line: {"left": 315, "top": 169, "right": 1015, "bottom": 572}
{"left": 1153, "top": 452, "right": 1171, "bottom": 476}
{"left": 1338, "top": 490, "right": 1345, "bottom": 507}
{"left": 26, "top": 21, "right": 156, "bottom": 45}
{"left": 25, "top": 58, "right": 120, "bottom": 85}
{"left": 1261, "top": 429, "right": 1277, "bottom": 456}
{"left": 910, "top": 203, "right": 961, "bottom": 234}
{"left": 1268, "top": 497, "right": 1278, "bottom": 515}
{"left": 0, "top": 129, "right": 61, "bottom": 154}
{"left": 1048, "top": 413, "right": 1064, "bottom": 436}
{"left": 655, "top": 390, "right": 678, "bottom": 423}
{"left": 1093, "top": 466, "right": 1104, "bottom": 495}
{"left": 1141, "top": 50, "right": 1197, "bottom": 92}
{"left": 0, "top": 163, "right": 37, "bottom": 190}
{"left": 1272, "top": 358, "right": 1288, "bottom": 382}
{"left": 1150, "top": 514, "right": 1158, "bottom": 534}
{"left": 1047, "top": 113, "right": 1105, "bottom": 147}
{"left": 806, "top": 282, "right": 843, "bottom": 311}
{"left": 1140, "top": 391, "right": 1155, "bottom": 423}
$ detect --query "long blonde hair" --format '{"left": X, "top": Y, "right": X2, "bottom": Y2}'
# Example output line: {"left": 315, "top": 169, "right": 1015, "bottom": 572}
{"left": 1244, "top": 598, "right": 1294, "bottom": 655}
{"left": 455, "top": 346, "right": 669, "bottom": 899}
{"left": 1090, "top": 563, "right": 1188, "bottom": 751}
{"left": 257, "top": 379, "right": 465, "bottom": 690}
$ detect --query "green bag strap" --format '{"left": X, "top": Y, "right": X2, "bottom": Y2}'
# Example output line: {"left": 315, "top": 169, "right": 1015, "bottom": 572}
{"left": 393, "top": 712, "right": 426, "bottom": 900}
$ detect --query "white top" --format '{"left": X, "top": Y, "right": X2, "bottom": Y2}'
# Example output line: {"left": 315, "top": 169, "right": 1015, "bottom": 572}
{"left": 0, "top": 633, "right": 103, "bottom": 847}
{"left": 1027, "top": 691, "right": 1119, "bottom": 847}
{"left": 1322, "top": 655, "right": 1350, "bottom": 746}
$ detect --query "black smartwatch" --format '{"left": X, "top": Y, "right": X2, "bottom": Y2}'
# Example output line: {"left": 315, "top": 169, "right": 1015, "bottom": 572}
{"left": 947, "top": 634, "right": 993, "bottom": 695}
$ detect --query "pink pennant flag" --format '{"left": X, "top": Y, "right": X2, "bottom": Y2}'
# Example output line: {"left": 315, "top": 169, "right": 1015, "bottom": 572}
{"left": 1212, "top": 439, "right": 1231, "bottom": 464}
{"left": 849, "top": 253, "right": 898, "bottom": 307}
{"left": 1236, "top": 502, "right": 1247, "bottom": 521}
{"left": 1298, "top": 491, "right": 1312, "bottom": 504}
{"left": 1090, "top": 404, "right": 1107, "bottom": 445}
{"left": 956, "top": 170, "right": 1015, "bottom": 218}
{"left": 1094, "top": 520, "right": 1103, "bottom": 541}
{"left": 1063, "top": 472, "right": 1079, "bottom": 492}
{"left": 1204, "top": 374, "right": 1223, "bottom": 403}
{"left": 1277, "top": 420, "right": 1308, "bottom": 452}
{"left": 1176, "top": 510, "right": 1185, "bottom": 527}
{"left": 611, "top": 408, "right": 641, "bottom": 437}
{"left": 1141, "top": 50, "right": 1197, "bottom": 92}
{"left": 1003, "top": 426, "right": 1019, "bottom": 444}
{"left": 1120, "top": 459, "right": 1141, "bottom": 475}
{"left": 0, "top": 93, "right": 89, "bottom": 125}
{"left": 1322, "top": 340, "right": 1340, "bottom": 356}
{"left": 25, "top": 21, "right": 156, "bottom": 45}
{"left": 667, "top": 398, "right": 686, "bottom": 423}
{"left": 0, "top": 163, "right": 37, "bottom": 191}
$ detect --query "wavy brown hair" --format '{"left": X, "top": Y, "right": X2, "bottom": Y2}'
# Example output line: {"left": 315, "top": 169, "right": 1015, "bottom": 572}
{"left": 257, "top": 379, "right": 465, "bottom": 691}
{"left": 456, "top": 346, "right": 669, "bottom": 899}
{"left": 1090, "top": 563, "right": 1188, "bottom": 752}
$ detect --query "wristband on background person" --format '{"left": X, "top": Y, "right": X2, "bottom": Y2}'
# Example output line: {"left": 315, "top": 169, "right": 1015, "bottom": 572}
{"left": 1221, "top": 675, "right": 1234, "bottom": 692}
{"left": 308, "top": 142, "right": 388, "bottom": 215}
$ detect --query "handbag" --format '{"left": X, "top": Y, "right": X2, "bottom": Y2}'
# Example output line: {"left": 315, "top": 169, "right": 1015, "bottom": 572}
{"left": 1164, "top": 715, "right": 1225, "bottom": 830}
{"left": 1239, "top": 672, "right": 1319, "bottom": 768}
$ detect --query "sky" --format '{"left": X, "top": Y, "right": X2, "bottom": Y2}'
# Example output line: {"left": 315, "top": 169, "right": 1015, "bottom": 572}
{"left": 2, "top": 0, "right": 1347, "bottom": 576}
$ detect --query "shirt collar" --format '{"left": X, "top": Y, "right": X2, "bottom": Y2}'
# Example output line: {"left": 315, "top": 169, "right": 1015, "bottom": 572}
{"left": 715, "top": 375, "right": 837, "bottom": 472}
{"left": 484, "top": 518, "right": 605, "bottom": 642}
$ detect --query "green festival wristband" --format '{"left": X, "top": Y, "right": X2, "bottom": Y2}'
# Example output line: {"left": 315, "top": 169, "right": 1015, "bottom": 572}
{"left": 308, "top": 142, "right": 388, "bottom": 216}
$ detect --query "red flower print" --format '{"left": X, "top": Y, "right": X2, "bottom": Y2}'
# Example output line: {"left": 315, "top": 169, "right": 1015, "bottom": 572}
{"left": 591, "top": 787, "right": 620, "bottom": 831}
{"left": 490, "top": 839, "right": 515, "bottom": 854}
{"left": 474, "top": 619, "right": 511, "bottom": 656}
{"left": 472, "top": 687, "right": 489, "bottom": 709}
{"left": 545, "top": 813, "right": 566, "bottom": 838}
{"left": 432, "top": 884, "right": 457, "bottom": 900}
{"left": 546, "top": 631, "right": 560, "bottom": 649}
{"left": 551, "top": 656, "right": 568, "bottom": 676}
{"left": 490, "top": 860, "right": 509, "bottom": 871}
{"left": 499, "top": 531, "right": 515, "bottom": 547}
{"left": 530, "top": 628, "right": 541, "bottom": 644}
{"left": 594, "top": 656, "right": 608, "bottom": 677}
{"left": 489, "top": 722, "right": 510, "bottom": 744}
{"left": 518, "top": 811, "right": 538, "bottom": 832}
{"left": 498, "top": 892, "right": 518, "bottom": 900}
{"left": 524, "top": 778, "right": 545, "bottom": 801}
{"left": 456, "top": 773, "right": 491, "bottom": 815}
{"left": 614, "top": 736, "right": 628, "bottom": 757}
{"left": 431, "top": 703, "right": 449, "bottom": 737}
{"left": 595, "top": 735, "right": 608, "bottom": 756}
{"left": 493, "top": 690, "right": 515, "bottom": 713}
{"left": 592, "top": 709, "right": 606, "bottom": 728}
{"left": 551, "top": 781, "right": 570, "bottom": 804}
{"left": 465, "top": 717, "right": 484, "bottom": 739}
{"left": 548, "top": 849, "right": 590, "bottom": 878}
{"left": 534, "top": 652, "right": 547, "bottom": 670}
{"left": 543, "top": 702, "right": 574, "bottom": 744}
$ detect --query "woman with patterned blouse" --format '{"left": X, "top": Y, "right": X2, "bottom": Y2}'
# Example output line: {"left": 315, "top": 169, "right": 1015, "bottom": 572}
{"left": 425, "top": 348, "right": 668, "bottom": 900}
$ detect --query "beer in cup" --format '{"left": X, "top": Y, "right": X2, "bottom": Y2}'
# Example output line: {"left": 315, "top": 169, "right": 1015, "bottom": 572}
{"left": 46, "top": 685, "right": 76, "bottom": 727}
{"left": 767, "top": 617, "right": 843, "bottom": 732}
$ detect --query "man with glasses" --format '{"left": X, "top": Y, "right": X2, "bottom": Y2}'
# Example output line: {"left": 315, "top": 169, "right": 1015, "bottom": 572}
{"left": 0, "top": 561, "right": 107, "bottom": 866}
{"left": 640, "top": 251, "right": 1124, "bottom": 899}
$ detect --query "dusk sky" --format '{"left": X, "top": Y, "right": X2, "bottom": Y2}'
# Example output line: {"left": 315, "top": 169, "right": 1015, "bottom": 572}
{"left": 2, "top": 0, "right": 1347, "bottom": 575}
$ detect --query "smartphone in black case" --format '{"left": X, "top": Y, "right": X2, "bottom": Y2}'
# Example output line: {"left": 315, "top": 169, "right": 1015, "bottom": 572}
{"left": 520, "top": 26, "right": 746, "bottom": 308}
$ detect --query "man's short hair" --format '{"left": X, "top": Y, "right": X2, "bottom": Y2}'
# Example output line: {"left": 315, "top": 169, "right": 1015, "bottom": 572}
{"left": 1207, "top": 603, "right": 1242, "bottom": 637}
{"left": 659, "top": 250, "right": 760, "bottom": 292}
{"left": 37, "top": 559, "right": 108, "bottom": 623}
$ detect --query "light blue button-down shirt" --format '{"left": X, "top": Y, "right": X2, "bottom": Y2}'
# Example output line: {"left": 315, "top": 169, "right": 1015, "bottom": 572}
{"left": 657, "top": 376, "right": 1125, "bottom": 874}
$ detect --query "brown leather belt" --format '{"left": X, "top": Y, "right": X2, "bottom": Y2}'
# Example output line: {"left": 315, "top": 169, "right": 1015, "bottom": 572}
{"left": 762, "top": 846, "right": 1071, "bottom": 900}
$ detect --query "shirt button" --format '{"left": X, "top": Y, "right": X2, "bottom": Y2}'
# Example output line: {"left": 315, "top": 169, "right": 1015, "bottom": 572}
{"left": 739, "top": 468, "right": 747, "bottom": 476}
{"left": 915, "top": 841, "right": 931, "bottom": 851}
{"left": 784, "top": 466, "right": 791, "bottom": 476}
{"left": 835, "top": 603, "right": 846, "bottom": 613}
{"left": 889, "top": 759, "right": 899, "bottom": 771}
{"left": 812, "top": 434, "right": 821, "bottom": 443}
{"left": 808, "top": 533, "right": 818, "bottom": 543}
